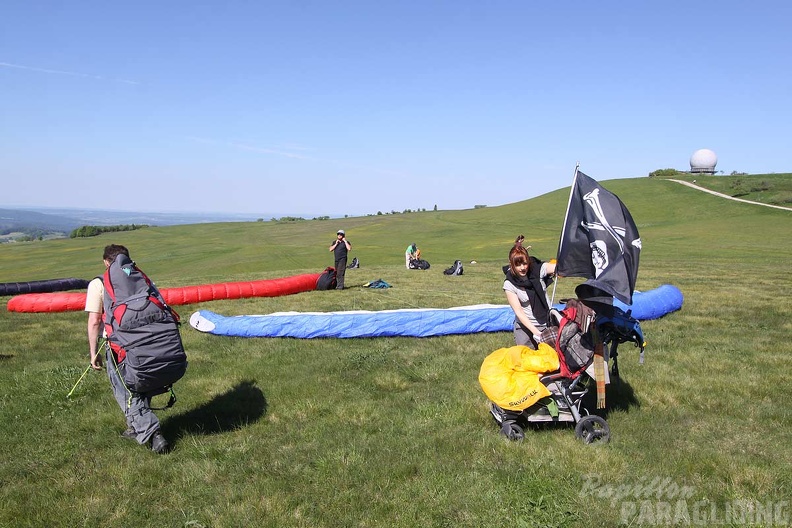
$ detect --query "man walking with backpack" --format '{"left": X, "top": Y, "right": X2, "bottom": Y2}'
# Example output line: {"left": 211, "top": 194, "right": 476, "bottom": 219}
{"left": 85, "top": 244, "right": 172, "bottom": 454}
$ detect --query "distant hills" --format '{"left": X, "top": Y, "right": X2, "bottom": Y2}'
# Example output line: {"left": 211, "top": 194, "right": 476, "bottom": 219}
{"left": 0, "top": 207, "right": 262, "bottom": 241}
{"left": 0, "top": 208, "right": 83, "bottom": 235}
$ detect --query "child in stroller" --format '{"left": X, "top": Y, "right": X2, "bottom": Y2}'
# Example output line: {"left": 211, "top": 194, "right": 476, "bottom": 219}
{"left": 484, "top": 299, "right": 645, "bottom": 444}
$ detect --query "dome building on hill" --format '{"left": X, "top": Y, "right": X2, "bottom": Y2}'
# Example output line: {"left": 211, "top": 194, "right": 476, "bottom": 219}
{"left": 690, "top": 149, "right": 718, "bottom": 174}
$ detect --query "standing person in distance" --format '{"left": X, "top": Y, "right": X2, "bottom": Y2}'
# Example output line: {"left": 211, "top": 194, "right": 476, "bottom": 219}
{"left": 503, "top": 245, "right": 556, "bottom": 350}
{"left": 85, "top": 244, "right": 169, "bottom": 454}
{"left": 329, "top": 229, "right": 352, "bottom": 290}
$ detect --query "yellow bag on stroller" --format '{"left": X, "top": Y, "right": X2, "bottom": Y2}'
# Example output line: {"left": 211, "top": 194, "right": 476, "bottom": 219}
{"left": 478, "top": 344, "right": 560, "bottom": 411}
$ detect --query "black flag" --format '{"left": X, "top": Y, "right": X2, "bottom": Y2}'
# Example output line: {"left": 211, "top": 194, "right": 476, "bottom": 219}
{"left": 556, "top": 170, "right": 641, "bottom": 305}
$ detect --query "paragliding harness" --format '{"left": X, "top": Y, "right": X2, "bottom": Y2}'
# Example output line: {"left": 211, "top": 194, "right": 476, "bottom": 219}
{"left": 349, "top": 257, "right": 360, "bottom": 269}
{"left": 551, "top": 300, "right": 597, "bottom": 379}
{"left": 555, "top": 304, "right": 645, "bottom": 393}
{"left": 408, "top": 259, "right": 430, "bottom": 270}
{"left": 103, "top": 254, "right": 187, "bottom": 410}
{"left": 551, "top": 298, "right": 646, "bottom": 380}
{"left": 364, "top": 279, "right": 391, "bottom": 289}
{"left": 443, "top": 260, "right": 463, "bottom": 276}
{"left": 596, "top": 306, "right": 646, "bottom": 379}
{"left": 316, "top": 267, "right": 337, "bottom": 290}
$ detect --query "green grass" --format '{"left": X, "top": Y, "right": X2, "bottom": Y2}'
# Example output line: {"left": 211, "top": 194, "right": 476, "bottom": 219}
{"left": 1, "top": 176, "right": 791, "bottom": 527}
{"left": 659, "top": 171, "right": 792, "bottom": 207}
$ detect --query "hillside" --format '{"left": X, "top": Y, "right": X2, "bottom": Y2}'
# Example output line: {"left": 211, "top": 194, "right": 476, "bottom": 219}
{"left": 1, "top": 175, "right": 791, "bottom": 527}
{"left": 0, "top": 175, "right": 789, "bottom": 286}
{"left": 0, "top": 206, "right": 266, "bottom": 243}
{"left": 0, "top": 208, "right": 82, "bottom": 238}
{"left": 653, "top": 171, "right": 792, "bottom": 207}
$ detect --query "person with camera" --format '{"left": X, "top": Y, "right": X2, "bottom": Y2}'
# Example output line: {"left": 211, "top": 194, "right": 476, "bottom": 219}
{"left": 329, "top": 229, "right": 352, "bottom": 290}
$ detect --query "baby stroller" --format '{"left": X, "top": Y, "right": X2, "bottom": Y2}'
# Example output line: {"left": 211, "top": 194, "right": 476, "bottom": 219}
{"left": 485, "top": 299, "right": 645, "bottom": 444}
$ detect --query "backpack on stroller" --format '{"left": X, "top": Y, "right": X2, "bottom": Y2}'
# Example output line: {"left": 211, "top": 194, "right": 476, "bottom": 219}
{"left": 481, "top": 299, "right": 645, "bottom": 444}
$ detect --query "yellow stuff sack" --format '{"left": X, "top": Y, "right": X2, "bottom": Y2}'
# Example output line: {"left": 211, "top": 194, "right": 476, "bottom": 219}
{"left": 478, "top": 344, "right": 560, "bottom": 411}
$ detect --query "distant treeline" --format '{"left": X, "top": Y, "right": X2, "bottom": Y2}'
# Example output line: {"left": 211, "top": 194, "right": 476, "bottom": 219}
{"left": 1, "top": 227, "right": 51, "bottom": 237}
{"left": 70, "top": 224, "right": 150, "bottom": 238}
{"left": 0, "top": 228, "right": 60, "bottom": 243}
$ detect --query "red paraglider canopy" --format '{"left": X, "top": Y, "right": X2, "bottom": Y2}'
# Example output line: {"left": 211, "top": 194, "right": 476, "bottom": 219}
{"left": 6, "top": 272, "right": 323, "bottom": 313}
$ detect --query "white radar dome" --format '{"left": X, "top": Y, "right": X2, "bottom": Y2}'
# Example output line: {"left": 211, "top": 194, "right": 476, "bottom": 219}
{"left": 690, "top": 149, "right": 717, "bottom": 174}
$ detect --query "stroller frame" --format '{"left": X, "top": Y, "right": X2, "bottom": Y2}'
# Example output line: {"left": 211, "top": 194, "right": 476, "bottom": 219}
{"left": 489, "top": 359, "right": 610, "bottom": 444}
{"left": 488, "top": 305, "right": 645, "bottom": 444}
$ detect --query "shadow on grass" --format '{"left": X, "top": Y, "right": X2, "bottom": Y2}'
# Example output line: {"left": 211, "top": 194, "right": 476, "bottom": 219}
{"left": 0, "top": 355, "right": 13, "bottom": 361}
{"left": 491, "top": 376, "right": 642, "bottom": 440}
{"left": 603, "top": 376, "right": 640, "bottom": 415}
{"left": 161, "top": 380, "right": 267, "bottom": 446}
{"left": 575, "top": 376, "right": 640, "bottom": 420}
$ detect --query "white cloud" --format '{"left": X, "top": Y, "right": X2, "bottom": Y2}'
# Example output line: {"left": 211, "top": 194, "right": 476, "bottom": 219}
{"left": 0, "top": 61, "right": 141, "bottom": 85}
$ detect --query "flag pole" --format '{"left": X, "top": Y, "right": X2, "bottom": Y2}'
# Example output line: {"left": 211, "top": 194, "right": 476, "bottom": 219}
{"left": 550, "top": 163, "right": 580, "bottom": 307}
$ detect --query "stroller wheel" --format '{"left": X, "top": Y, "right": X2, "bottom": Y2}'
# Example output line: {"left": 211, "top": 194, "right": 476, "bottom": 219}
{"left": 500, "top": 420, "right": 525, "bottom": 442}
{"left": 575, "top": 415, "right": 610, "bottom": 444}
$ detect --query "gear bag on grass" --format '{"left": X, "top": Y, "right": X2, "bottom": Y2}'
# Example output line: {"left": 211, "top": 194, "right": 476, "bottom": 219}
{"left": 316, "top": 267, "right": 337, "bottom": 290}
{"left": 103, "top": 254, "right": 187, "bottom": 395}
{"left": 408, "top": 259, "right": 430, "bottom": 270}
{"left": 443, "top": 260, "right": 463, "bottom": 275}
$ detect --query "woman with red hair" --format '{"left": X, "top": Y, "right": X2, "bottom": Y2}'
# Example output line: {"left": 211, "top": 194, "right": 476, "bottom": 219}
{"left": 503, "top": 245, "right": 556, "bottom": 349}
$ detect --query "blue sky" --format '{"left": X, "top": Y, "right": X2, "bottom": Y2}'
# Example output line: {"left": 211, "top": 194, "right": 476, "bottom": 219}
{"left": 2, "top": 1, "right": 790, "bottom": 217}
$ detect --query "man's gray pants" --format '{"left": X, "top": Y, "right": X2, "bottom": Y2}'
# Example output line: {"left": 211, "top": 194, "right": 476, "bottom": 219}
{"left": 335, "top": 257, "right": 347, "bottom": 290}
{"left": 105, "top": 347, "right": 160, "bottom": 445}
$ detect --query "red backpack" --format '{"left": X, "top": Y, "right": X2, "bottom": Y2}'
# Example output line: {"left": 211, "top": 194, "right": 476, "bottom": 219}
{"left": 553, "top": 300, "right": 597, "bottom": 378}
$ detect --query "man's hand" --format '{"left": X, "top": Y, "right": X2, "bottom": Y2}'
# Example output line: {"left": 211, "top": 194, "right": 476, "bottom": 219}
{"left": 90, "top": 352, "right": 103, "bottom": 370}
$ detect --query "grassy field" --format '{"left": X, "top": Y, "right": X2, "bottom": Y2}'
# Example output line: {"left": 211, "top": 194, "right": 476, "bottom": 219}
{"left": 1, "top": 175, "right": 791, "bottom": 527}
{"left": 659, "top": 172, "right": 792, "bottom": 207}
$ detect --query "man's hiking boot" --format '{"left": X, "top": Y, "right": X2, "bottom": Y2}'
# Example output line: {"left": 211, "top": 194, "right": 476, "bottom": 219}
{"left": 150, "top": 431, "right": 169, "bottom": 454}
{"left": 121, "top": 427, "right": 137, "bottom": 441}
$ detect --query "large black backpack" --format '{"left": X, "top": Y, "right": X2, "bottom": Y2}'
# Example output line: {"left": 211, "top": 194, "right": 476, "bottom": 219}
{"left": 103, "top": 254, "right": 187, "bottom": 396}
{"left": 443, "top": 260, "right": 463, "bottom": 276}
{"left": 409, "top": 259, "right": 430, "bottom": 270}
{"left": 316, "top": 267, "right": 338, "bottom": 290}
